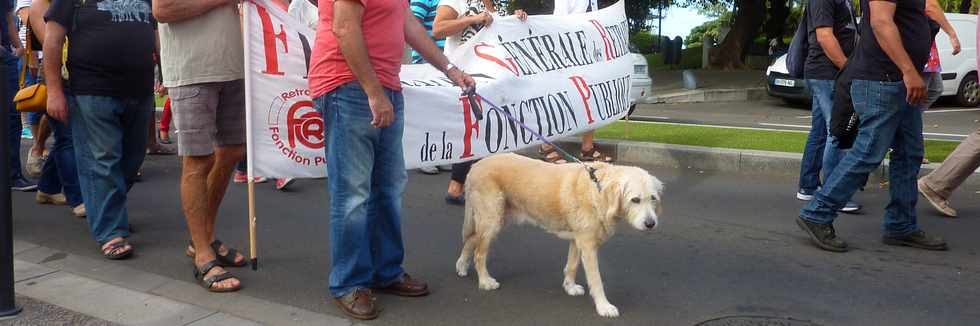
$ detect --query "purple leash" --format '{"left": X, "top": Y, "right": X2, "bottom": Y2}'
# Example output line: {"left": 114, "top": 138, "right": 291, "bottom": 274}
{"left": 463, "top": 88, "right": 602, "bottom": 190}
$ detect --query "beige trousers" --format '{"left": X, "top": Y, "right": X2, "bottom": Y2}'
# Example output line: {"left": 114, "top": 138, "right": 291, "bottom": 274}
{"left": 922, "top": 127, "right": 980, "bottom": 198}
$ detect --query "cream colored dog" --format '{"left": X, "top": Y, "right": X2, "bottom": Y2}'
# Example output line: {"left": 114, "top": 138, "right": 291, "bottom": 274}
{"left": 456, "top": 153, "right": 664, "bottom": 318}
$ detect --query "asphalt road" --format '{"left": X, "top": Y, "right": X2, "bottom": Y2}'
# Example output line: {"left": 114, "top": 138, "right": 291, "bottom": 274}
{"left": 11, "top": 153, "right": 980, "bottom": 326}
{"left": 632, "top": 99, "right": 980, "bottom": 141}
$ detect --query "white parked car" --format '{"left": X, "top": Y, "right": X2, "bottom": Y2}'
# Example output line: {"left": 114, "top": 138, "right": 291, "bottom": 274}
{"left": 767, "top": 13, "right": 977, "bottom": 106}
{"left": 629, "top": 46, "right": 651, "bottom": 115}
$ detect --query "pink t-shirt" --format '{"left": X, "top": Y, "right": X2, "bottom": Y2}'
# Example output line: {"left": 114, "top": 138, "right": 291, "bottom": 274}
{"left": 309, "top": 0, "right": 407, "bottom": 98}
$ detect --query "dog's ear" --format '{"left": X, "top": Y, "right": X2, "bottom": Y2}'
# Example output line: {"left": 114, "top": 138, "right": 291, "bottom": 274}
{"left": 599, "top": 169, "right": 625, "bottom": 220}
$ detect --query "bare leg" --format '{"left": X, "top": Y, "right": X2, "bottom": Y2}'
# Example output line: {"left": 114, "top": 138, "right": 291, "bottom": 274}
{"left": 562, "top": 242, "right": 584, "bottom": 296}
{"left": 447, "top": 180, "right": 464, "bottom": 197}
{"left": 31, "top": 116, "right": 51, "bottom": 156}
{"left": 578, "top": 240, "right": 618, "bottom": 317}
{"left": 581, "top": 132, "right": 595, "bottom": 152}
{"left": 181, "top": 153, "right": 239, "bottom": 290}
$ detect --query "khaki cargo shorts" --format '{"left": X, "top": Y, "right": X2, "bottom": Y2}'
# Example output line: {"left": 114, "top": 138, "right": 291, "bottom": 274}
{"left": 170, "top": 80, "right": 246, "bottom": 156}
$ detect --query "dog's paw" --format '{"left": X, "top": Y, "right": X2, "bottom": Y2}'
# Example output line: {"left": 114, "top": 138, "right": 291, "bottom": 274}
{"left": 455, "top": 258, "right": 469, "bottom": 277}
{"left": 595, "top": 303, "right": 620, "bottom": 318}
{"left": 478, "top": 278, "right": 500, "bottom": 290}
{"left": 563, "top": 283, "right": 585, "bottom": 296}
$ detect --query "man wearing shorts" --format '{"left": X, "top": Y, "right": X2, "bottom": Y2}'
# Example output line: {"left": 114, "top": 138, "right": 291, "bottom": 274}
{"left": 155, "top": 0, "right": 248, "bottom": 292}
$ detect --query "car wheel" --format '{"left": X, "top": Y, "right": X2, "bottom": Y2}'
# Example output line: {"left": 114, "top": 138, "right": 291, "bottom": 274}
{"left": 956, "top": 73, "right": 979, "bottom": 107}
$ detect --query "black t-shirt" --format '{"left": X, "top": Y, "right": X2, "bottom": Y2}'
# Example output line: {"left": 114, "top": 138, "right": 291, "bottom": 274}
{"left": 804, "top": 0, "right": 857, "bottom": 80}
{"left": 850, "top": 0, "right": 931, "bottom": 81}
{"left": 45, "top": 0, "right": 156, "bottom": 97}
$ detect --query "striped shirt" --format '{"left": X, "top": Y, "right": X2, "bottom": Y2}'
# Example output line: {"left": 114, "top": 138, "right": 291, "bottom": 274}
{"left": 410, "top": 0, "right": 444, "bottom": 64}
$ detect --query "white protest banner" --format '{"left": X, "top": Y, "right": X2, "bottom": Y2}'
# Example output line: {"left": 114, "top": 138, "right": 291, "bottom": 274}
{"left": 244, "top": 0, "right": 633, "bottom": 178}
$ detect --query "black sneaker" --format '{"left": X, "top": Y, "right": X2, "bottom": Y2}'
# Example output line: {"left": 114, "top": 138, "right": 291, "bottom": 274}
{"left": 883, "top": 230, "right": 948, "bottom": 251}
{"left": 796, "top": 217, "right": 849, "bottom": 252}
{"left": 11, "top": 177, "right": 37, "bottom": 192}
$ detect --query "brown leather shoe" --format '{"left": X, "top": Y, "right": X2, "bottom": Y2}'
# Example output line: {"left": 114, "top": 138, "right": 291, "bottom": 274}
{"left": 375, "top": 274, "right": 430, "bottom": 297}
{"left": 332, "top": 288, "right": 379, "bottom": 320}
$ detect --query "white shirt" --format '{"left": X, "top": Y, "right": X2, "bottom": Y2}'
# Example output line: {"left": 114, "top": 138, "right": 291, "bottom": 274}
{"left": 553, "top": 0, "right": 596, "bottom": 15}
{"left": 288, "top": 0, "right": 319, "bottom": 31}
{"left": 438, "top": 0, "right": 508, "bottom": 56}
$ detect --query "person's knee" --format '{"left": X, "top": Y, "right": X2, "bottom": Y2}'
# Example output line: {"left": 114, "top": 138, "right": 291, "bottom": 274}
{"left": 182, "top": 155, "right": 215, "bottom": 177}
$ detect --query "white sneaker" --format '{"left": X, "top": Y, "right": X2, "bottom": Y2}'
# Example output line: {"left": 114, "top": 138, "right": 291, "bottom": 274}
{"left": 419, "top": 166, "right": 440, "bottom": 175}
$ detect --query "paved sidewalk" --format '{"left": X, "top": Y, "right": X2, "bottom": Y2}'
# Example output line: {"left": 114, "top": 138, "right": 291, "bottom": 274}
{"left": 9, "top": 240, "right": 355, "bottom": 326}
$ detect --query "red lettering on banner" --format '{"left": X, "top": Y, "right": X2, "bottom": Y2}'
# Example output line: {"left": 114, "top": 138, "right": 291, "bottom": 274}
{"left": 286, "top": 101, "right": 324, "bottom": 149}
{"left": 256, "top": 5, "right": 288, "bottom": 76}
{"left": 569, "top": 76, "right": 594, "bottom": 124}
{"left": 589, "top": 20, "right": 612, "bottom": 61}
{"left": 474, "top": 43, "right": 519, "bottom": 76}
{"left": 459, "top": 95, "right": 482, "bottom": 158}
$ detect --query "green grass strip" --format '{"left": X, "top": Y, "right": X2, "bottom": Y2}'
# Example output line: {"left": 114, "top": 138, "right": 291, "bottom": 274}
{"left": 594, "top": 121, "right": 960, "bottom": 163}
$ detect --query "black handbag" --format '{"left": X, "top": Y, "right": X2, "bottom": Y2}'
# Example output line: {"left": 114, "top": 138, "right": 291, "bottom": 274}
{"left": 829, "top": 0, "right": 862, "bottom": 149}
{"left": 785, "top": 7, "right": 809, "bottom": 78}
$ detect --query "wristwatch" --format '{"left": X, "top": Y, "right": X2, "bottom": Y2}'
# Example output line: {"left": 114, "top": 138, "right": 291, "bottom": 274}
{"left": 445, "top": 62, "right": 460, "bottom": 74}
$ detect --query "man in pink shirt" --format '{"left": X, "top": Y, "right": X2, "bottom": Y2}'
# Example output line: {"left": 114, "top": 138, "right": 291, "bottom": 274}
{"left": 309, "top": 0, "right": 474, "bottom": 320}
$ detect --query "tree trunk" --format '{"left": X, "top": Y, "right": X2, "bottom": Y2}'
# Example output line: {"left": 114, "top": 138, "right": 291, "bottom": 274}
{"left": 959, "top": 0, "right": 972, "bottom": 14}
{"left": 765, "top": 0, "right": 790, "bottom": 47}
{"left": 710, "top": 0, "right": 765, "bottom": 69}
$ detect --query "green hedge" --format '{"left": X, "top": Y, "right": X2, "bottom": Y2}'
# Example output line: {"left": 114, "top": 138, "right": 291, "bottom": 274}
{"left": 645, "top": 47, "right": 702, "bottom": 71}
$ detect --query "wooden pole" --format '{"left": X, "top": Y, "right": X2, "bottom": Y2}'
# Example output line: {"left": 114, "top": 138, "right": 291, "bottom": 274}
{"left": 248, "top": 180, "right": 257, "bottom": 270}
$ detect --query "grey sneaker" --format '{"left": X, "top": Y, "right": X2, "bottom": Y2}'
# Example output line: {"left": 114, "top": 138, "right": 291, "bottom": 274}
{"left": 796, "top": 217, "right": 849, "bottom": 252}
{"left": 883, "top": 230, "right": 948, "bottom": 251}
{"left": 418, "top": 166, "right": 439, "bottom": 175}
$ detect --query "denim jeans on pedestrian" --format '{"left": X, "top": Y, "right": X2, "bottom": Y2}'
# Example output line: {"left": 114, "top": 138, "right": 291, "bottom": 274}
{"left": 798, "top": 79, "right": 845, "bottom": 192}
{"left": 801, "top": 79, "right": 924, "bottom": 237}
{"left": 2, "top": 51, "right": 23, "bottom": 180}
{"left": 37, "top": 112, "right": 82, "bottom": 207}
{"left": 69, "top": 93, "right": 152, "bottom": 244}
{"left": 316, "top": 82, "right": 407, "bottom": 298}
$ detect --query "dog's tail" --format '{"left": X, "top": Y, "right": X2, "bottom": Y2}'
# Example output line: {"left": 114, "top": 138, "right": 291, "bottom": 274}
{"left": 462, "top": 193, "right": 476, "bottom": 240}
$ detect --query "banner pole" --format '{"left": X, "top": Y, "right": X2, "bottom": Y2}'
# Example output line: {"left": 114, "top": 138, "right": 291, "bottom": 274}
{"left": 242, "top": 0, "right": 258, "bottom": 270}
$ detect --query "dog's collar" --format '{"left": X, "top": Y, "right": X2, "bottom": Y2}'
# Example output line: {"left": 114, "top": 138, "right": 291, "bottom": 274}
{"left": 586, "top": 166, "right": 601, "bottom": 191}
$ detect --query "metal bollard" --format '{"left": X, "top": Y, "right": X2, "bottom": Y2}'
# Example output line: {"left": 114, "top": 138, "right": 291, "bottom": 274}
{"left": 682, "top": 70, "right": 698, "bottom": 90}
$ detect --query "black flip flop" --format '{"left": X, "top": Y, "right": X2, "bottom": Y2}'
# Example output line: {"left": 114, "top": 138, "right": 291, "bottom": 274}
{"left": 194, "top": 260, "right": 241, "bottom": 293}
{"left": 100, "top": 239, "right": 133, "bottom": 260}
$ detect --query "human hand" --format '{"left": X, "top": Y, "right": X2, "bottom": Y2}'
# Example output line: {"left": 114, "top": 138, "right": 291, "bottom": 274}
{"left": 368, "top": 93, "right": 395, "bottom": 128}
{"left": 475, "top": 11, "right": 493, "bottom": 26}
{"left": 514, "top": 9, "right": 527, "bottom": 21}
{"left": 47, "top": 89, "right": 69, "bottom": 122}
{"left": 950, "top": 35, "right": 961, "bottom": 55}
{"left": 446, "top": 67, "right": 476, "bottom": 90}
{"left": 903, "top": 71, "right": 925, "bottom": 105}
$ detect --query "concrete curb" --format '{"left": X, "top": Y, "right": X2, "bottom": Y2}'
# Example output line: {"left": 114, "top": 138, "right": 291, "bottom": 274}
{"left": 640, "top": 87, "right": 768, "bottom": 104}
{"left": 531, "top": 139, "right": 967, "bottom": 177}
{"left": 11, "top": 240, "right": 354, "bottom": 326}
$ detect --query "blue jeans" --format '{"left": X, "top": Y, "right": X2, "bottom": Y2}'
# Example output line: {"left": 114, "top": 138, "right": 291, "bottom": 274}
{"left": 70, "top": 93, "right": 152, "bottom": 244}
{"left": 798, "top": 79, "right": 844, "bottom": 191}
{"left": 3, "top": 51, "right": 23, "bottom": 180}
{"left": 38, "top": 111, "right": 82, "bottom": 206}
{"left": 801, "top": 79, "right": 924, "bottom": 237}
{"left": 317, "top": 83, "right": 407, "bottom": 298}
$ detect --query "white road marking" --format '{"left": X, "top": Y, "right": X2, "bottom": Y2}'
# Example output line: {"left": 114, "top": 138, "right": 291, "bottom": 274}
{"left": 758, "top": 123, "right": 811, "bottom": 129}
{"left": 796, "top": 115, "right": 812, "bottom": 119}
{"left": 924, "top": 132, "right": 969, "bottom": 138}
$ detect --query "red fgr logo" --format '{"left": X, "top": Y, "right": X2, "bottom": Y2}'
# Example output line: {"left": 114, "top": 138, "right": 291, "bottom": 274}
{"left": 268, "top": 89, "right": 326, "bottom": 167}
{"left": 286, "top": 101, "right": 324, "bottom": 150}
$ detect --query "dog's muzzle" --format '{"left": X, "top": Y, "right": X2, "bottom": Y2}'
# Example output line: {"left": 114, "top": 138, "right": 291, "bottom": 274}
{"left": 643, "top": 218, "right": 656, "bottom": 230}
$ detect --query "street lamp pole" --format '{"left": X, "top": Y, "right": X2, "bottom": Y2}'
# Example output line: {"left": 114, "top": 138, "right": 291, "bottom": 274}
{"left": 0, "top": 58, "right": 22, "bottom": 317}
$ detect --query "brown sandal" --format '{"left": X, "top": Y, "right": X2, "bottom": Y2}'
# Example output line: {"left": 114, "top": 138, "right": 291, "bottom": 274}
{"left": 581, "top": 145, "right": 613, "bottom": 162}
{"left": 539, "top": 145, "right": 568, "bottom": 164}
